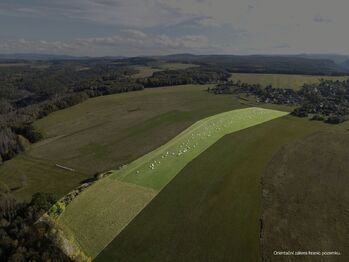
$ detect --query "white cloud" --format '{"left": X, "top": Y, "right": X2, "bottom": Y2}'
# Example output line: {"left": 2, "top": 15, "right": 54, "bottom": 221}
{"left": 1, "top": 0, "right": 349, "bottom": 55}
{"left": 0, "top": 32, "right": 222, "bottom": 56}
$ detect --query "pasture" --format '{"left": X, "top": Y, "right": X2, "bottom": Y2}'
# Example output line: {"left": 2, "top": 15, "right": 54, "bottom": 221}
{"left": 230, "top": 73, "right": 348, "bottom": 90}
{"left": 57, "top": 107, "right": 288, "bottom": 259}
{"left": 1, "top": 84, "right": 246, "bottom": 201}
{"left": 95, "top": 116, "right": 328, "bottom": 262}
{"left": 110, "top": 108, "right": 288, "bottom": 190}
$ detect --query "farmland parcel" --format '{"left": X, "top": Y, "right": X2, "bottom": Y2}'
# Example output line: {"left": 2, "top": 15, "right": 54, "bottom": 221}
{"left": 57, "top": 107, "right": 288, "bottom": 258}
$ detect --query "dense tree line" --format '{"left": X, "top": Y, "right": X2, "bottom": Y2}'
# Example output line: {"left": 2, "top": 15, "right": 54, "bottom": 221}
{"left": 162, "top": 54, "right": 349, "bottom": 76}
{"left": 138, "top": 66, "right": 230, "bottom": 87}
{"left": 209, "top": 79, "right": 349, "bottom": 123}
{"left": 0, "top": 185, "right": 71, "bottom": 261}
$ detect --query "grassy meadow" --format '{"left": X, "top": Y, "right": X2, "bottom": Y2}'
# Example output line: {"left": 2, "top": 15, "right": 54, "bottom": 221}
{"left": 95, "top": 116, "right": 328, "bottom": 262}
{"left": 1, "top": 84, "right": 247, "bottom": 201}
{"left": 57, "top": 108, "right": 287, "bottom": 258}
{"left": 230, "top": 73, "right": 349, "bottom": 90}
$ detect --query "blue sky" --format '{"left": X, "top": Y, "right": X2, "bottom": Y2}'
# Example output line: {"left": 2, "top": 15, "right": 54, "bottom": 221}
{"left": 1, "top": 0, "right": 349, "bottom": 56}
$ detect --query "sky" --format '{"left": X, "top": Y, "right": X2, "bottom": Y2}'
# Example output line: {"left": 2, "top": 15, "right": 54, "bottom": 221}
{"left": 1, "top": 0, "right": 349, "bottom": 56}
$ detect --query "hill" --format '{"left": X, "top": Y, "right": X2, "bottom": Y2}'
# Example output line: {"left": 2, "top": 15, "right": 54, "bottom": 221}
{"left": 160, "top": 54, "right": 348, "bottom": 75}
{"left": 0, "top": 85, "right": 244, "bottom": 201}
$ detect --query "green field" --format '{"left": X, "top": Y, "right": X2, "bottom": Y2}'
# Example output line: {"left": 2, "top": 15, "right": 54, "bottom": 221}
{"left": 1, "top": 85, "right": 248, "bottom": 201}
{"left": 110, "top": 108, "right": 287, "bottom": 190}
{"left": 57, "top": 107, "right": 288, "bottom": 258}
{"left": 95, "top": 116, "right": 327, "bottom": 262}
{"left": 230, "top": 73, "right": 349, "bottom": 90}
{"left": 132, "top": 63, "right": 197, "bottom": 78}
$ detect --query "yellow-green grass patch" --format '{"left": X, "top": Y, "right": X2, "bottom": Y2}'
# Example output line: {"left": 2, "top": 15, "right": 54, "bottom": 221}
{"left": 57, "top": 178, "right": 156, "bottom": 258}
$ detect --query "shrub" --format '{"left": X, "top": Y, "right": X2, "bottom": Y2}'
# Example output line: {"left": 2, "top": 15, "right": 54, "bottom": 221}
{"left": 310, "top": 114, "right": 324, "bottom": 121}
{"left": 48, "top": 202, "right": 65, "bottom": 218}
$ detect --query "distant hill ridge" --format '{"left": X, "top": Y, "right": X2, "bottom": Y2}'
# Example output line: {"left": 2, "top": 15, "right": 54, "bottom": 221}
{"left": 1, "top": 53, "right": 349, "bottom": 75}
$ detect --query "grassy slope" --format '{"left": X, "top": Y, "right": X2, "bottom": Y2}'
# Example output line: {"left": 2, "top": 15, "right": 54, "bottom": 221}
{"left": 95, "top": 116, "right": 327, "bottom": 262}
{"left": 0, "top": 85, "right": 244, "bottom": 201}
{"left": 111, "top": 108, "right": 288, "bottom": 190}
{"left": 57, "top": 108, "right": 287, "bottom": 258}
{"left": 230, "top": 73, "right": 348, "bottom": 90}
{"left": 31, "top": 85, "right": 242, "bottom": 174}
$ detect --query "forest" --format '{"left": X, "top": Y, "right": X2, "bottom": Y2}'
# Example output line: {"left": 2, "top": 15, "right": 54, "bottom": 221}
{"left": 0, "top": 184, "right": 71, "bottom": 261}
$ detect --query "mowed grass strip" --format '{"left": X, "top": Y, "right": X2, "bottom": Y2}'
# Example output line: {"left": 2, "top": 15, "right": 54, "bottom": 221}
{"left": 57, "top": 179, "right": 156, "bottom": 258}
{"left": 57, "top": 107, "right": 288, "bottom": 259}
{"left": 95, "top": 116, "right": 327, "bottom": 262}
{"left": 110, "top": 107, "right": 288, "bottom": 190}
{"left": 230, "top": 73, "right": 348, "bottom": 90}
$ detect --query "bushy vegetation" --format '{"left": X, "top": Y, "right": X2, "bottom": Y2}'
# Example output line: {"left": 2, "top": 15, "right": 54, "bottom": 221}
{"left": 0, "top": 187, "right": 70, "bottom": 261}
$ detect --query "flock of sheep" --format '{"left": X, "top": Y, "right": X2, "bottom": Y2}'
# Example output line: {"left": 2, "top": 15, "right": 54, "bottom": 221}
{"left": 134, "top": 109, "right": 267, "bottom": 175}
